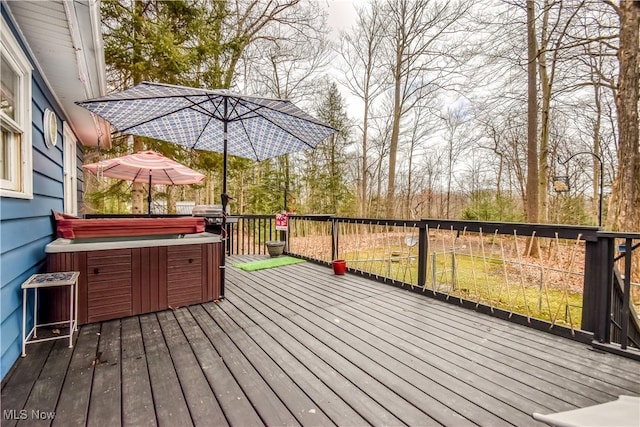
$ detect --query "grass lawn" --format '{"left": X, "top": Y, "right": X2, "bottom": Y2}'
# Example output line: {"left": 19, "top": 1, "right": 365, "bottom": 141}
{"left": 343, "top": 247, "right": 584, "bottom": 329}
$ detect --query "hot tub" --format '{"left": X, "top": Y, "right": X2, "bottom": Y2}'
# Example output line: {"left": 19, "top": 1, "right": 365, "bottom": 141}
{"left": 54, "top": 216, "right": 205, "bottom": 239}
{"left": 45, "top": 232, "right": 222, "bottom": 324}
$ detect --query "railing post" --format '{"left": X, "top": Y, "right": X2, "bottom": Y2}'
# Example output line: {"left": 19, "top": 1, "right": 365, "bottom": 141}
{"left": 621, "top": 238, "right": 632, "bottom": 349}
{"left": 582, "top": 239, "right": 599, "bottom": 333}
{"left": 241, "top": 217, "right": 245, "bottom": 255}
{"left": 418, "top": 223, "right": 427, "bottom": 288}
{"left": 227, "top": 222, "right": 234, "bottom": 255}
{"left": 280, "top": 230, "right": 287, "bottom": 254}
{"left": 280, "top": 217, "right": 288, "bottom": 252}
{"left": 331, "top": 218, "right": 338, "bottom": 260}
{"left": 589, "top": 234, "right": 614, "bottom": 343}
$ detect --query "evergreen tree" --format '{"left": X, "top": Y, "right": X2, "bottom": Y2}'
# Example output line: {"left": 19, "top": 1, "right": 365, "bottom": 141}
{"left": 98, "top": 0, "right": 204, "bottom": 213}
{"left": 302, "top": 83, "right": 353, "bottom": 215}
{"left": 93, "top": 0, "right": 327, "bottom": 214}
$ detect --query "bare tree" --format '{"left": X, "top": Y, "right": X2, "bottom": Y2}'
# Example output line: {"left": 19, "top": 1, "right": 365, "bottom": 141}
{"left": 382, "top": 0, "right": 471, "bottom": 217}
{"left": 535, "top": 0, "right": 587, "bottom": 221}
{"left": 241, "top": 11, "right": 330, "bottom": 102}
{"left": 404, "top": 104, "right": 436, "bottom": 218}
{"left": 367, "top": 102, "right": 394, "bottom": 217}
{"left": 605, "top": 0, "right": 639, "bottom": 232}
{"left": 418, "top": 146, "right": 445, "bottom": 218}
{"left": 189, "top": 0, "right": 326, "bottom": 89}
{"left": 237, "top": 11, "right": 330, "bottom": 213}
{"left": 526, "top": 0, "right": 539, "bottom": 224}
{"left": 338, "top": 2, "right": 387, "bottom": 216}
{"left": 439, "top": 104, "right": 472, "bottom": 219}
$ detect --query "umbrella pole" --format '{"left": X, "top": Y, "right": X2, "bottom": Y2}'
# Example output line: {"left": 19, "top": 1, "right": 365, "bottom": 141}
{"left": 219, "top": 98, "right": 228, "bottom": 300}
{"left": 148, "top": 172, "right": 152, "bottom": 216}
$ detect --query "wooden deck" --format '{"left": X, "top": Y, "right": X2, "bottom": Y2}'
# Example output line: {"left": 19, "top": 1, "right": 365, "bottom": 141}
{"left": 2, "top": 255, "right": 640, "bottom": 426}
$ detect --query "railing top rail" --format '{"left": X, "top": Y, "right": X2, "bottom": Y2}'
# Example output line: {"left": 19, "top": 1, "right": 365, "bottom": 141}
{"left": 228, "top": 214, "right": 274, "bottom": 219}
{"left": 299, "top": 216, "right": 423, "bottom": 227}
{"left": 286, "top": 215, "right": 600, "bottom": 240}
{"left": 597, "top": 231, "right": 640, "bottom": 239}
{"left": 289, "top": 214, "right": 336, "bottom": 221}
{"left": 421, "top": 219, "right": 600, "bottom": 240}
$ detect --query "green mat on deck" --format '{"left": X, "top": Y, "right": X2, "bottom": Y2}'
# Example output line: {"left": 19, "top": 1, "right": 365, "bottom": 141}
{"left": 233, "top": 256, "right": 306, "bottom": 272}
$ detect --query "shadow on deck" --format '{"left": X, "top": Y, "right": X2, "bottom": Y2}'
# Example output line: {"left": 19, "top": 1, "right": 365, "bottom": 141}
{"left": 2, "top": 255, "right": 639, "bottom": 426}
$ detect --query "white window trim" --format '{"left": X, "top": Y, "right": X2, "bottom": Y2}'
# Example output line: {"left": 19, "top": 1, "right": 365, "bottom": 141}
{"left": 63, "top": 122, "right": 77, "bottom": 215}
{"left": 1, "top": 15, "right": 33, "bottom": 199}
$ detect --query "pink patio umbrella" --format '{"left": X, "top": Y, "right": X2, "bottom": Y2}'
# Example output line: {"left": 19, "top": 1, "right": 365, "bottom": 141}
{"left": 83, "top": 150, "right": 205, "bottom": 215}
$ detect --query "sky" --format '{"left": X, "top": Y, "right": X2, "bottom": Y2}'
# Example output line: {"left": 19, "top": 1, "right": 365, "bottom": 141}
{"left": 326, "top": 0, "right": 359, "bottom": 37}
{"left": 324, "top": 0, "right": 367, "bottom": 121}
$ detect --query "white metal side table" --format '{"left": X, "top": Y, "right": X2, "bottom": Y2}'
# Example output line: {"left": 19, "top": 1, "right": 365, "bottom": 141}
{"left": 21, "top": 271, "right": 79, "bottom": 356}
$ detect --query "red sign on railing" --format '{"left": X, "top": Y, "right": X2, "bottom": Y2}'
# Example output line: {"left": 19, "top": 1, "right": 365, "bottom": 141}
{"left": 275, "top": 212, "right": 289, "bottom": 231}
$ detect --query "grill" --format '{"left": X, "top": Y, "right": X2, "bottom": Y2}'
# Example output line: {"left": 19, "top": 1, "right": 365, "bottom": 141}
{"left": 192, "top": 205, "right": 236, "bottom": 234}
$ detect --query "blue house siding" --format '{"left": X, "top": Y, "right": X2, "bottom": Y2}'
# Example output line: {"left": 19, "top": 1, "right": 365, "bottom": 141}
{"left": 0, "top": 9, "right": 83, "bottom": 379}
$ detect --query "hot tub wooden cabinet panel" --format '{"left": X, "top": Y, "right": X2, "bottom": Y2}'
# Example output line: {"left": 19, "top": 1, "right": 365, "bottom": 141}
{"left": 132, "top": 246, "right": 169, "bottom": 315}
{"left": 87, "top": 249, "right": 133, "bottom": 323}
{"left": 167, "top": 245, "right": 203, "bottom": 308}
{"left": 45, "top": 234, "right": 222, "bottom": 324}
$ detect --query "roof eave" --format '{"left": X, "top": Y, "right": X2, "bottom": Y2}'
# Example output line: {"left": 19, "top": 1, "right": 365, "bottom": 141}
{"left": 4, "top": 0, "right": 111, "bottom": 148}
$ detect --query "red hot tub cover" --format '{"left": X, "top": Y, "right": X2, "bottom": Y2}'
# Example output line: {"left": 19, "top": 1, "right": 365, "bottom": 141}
{"left": 54, "top": 214, "right": 205, "bottom": 239}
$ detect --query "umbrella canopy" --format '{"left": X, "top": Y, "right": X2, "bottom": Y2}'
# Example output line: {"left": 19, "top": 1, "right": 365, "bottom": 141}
{"left": 83, "top": 150, "right": 205, "bottom": 214}
{"left": 76, "top": 81, "right": 336, "bottom": 161}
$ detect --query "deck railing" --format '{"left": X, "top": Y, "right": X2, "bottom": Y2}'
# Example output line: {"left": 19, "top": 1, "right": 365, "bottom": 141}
{"left": 87, "top": 213, "right": 638, "bottom": 358}
{"left": 225, "top": 215, "right": 281, "bottom": 256}
{"left": 284, "top": 216, "right": 597, "bottom": 339}
{"left": 228, "top": 214, "right": 637, "bottom": 359}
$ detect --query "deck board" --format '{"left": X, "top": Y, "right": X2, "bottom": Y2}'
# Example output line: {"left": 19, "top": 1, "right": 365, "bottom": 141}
{"left": 258, "top": 283, "right": 542, "bottom": 423}
{"left": 50, "top": 324, "right": 100, "bottom": 427}
{"left": 230, "top": 268, "right": 492, "bottom": 426}
{"left": 214, "top": 300, "right": 370, "bottom": 426}
{"left": 139, "top": 314, "right": 192, "bottom": 427}
{"left": 232, "top": 262, "right": 536, "bottom": 426}
{"left": 120, "top": 316, "right": 155, "bottom": 427}
{"left": 1, "top": 342, "right": 53, "bottom": 427}
{"left": 155, "top": 310, "right": 226, "bottom": 427}
{"left": 188, "top": 304, "right": 301, "bottom": 427}
{"left": 349, "top": 297, "right": 610, "bottom": 402}
{"left": 357, "top": 297, "right": 629, "bottom": 397}
{"left": 226, "top": 286, "right": 407, "bottom": 426}
{"left": 87, "top": 320, "right": 121, "bottom": 427}
{"left": 172, "top": 308, "right": 261, "bottom": 427}
{"left": 2, "top": 255, "right": 639, "bottom": 427}
{"left": 200, "top": 303, "right": 336, "bottom": 426}
{"left": 17, "top": 339, "right": 71, "bottom": 427}
{"left": 262, "top": 260, "right": 629, "bottom": 403}
{"left": 389, "top": 289, "right": 640, "bottom": 383}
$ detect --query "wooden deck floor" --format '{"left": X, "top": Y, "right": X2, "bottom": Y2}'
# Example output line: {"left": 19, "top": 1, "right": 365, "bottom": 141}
{"left": 2, "top": 255, "right": 640, "bottom": 426}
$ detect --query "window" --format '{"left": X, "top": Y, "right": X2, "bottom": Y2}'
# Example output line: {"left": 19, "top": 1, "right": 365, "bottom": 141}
{"left": 63, "top": 123, "right": 77, "bottom": 215}
{"left": 1, "top": 16, "right": 32, "bottom": 198}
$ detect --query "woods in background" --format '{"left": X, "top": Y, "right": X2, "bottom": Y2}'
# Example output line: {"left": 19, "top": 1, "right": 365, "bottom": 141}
{"left": 85, "top": 0, "right": 639, "bottom": 233}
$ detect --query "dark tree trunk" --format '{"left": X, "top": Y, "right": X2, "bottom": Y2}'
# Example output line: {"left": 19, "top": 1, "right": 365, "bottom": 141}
{"left": 607, "top": 1, "right": 639, "bottom": 233}
{"left": 526, "top": 0, "right": 540, "bottom": 257}
{"left": 526, "top": 0, "right": 539, "bottom": 225}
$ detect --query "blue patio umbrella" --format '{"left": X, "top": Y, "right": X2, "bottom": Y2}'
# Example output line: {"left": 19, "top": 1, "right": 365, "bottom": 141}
{"left": 76, "top": 81, "right": 336, "bottom": 298}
